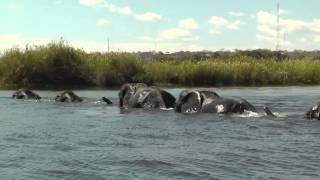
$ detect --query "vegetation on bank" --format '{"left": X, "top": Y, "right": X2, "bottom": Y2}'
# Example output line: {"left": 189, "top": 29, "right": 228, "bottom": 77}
{"left": 0, "top": 41, "right": 320, "bottom": 88}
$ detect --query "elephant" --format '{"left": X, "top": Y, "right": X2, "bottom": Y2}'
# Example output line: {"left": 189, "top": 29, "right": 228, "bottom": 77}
{"left": 175, "top": 89, "right": 273, "bottom": 115}
{"left": 119, "top": 83, "right": 176, "bottom": 109}
{"left": 305, "top": 103, "right": 320, "bottom": 120}
{"left": 55, "top": 90, "right": 83, "bottom": 102}
{"left": 12, "top": 89, "right": 41, "bottom": 100}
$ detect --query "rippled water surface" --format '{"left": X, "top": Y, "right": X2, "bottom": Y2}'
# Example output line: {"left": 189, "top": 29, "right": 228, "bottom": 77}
{"left": 1, "top": 87, "right": 320, "bottom": 180}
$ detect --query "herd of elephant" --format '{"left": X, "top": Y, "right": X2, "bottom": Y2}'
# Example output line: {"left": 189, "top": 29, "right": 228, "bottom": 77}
{"left": 11, "top": 83, "right": 320, "bottom": 120}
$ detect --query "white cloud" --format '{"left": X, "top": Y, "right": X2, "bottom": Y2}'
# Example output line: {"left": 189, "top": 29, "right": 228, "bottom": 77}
{"left": 228, "top": 11, "right": 245, "bottom": 17}
{"left": 97, "top": 18, "right": 110, "bottom": 26}
{"left": 107, "top": 4, "right": 132, "bottom": 15}
{"left": 256, "top": 34, "right": 292, "bottom": 47}
{"left": 209, "top": 29, "right": 221, "bottom": 34}
{"left": 0, "top": 34, "right": 206, "bottom": 53}
{"left": 179, "top": 18, "right": 199, "bottom": 30}
{"left": 0, "top": 34, "right": 50, "bottom": 52}
{"left": 209, "top": 16, "right": 228, "bottom": 26}
{"left": 72, "top": 40, "right": 204, "bottom": 52}
{"left": 0, "top": 34, "right": 20, "bottom": 42}
{"left": 135, "top": 12, "right": 162, "bottom": 22}
{"left": 279, "top": 9, "right": 289, "bottom": 16}
{"left": 80, "top": 0, "right": 163, "bottom": 23}
{"left": 256, "top": 10, "right": 320, "bottom": 49}
{"left": 79, "top": 0, "right": 104, "bottom": 6}
{"left": 139, "top": 36, "right": 155, "bottom": 42}
{"left": 209, "top": 16, "right": 244, "bottom": 30}
{"left": 158, "top": 28, "right": 193, "bottom": 41}
{"left": 116, "top": 6, "right": 132, "bottom": 15}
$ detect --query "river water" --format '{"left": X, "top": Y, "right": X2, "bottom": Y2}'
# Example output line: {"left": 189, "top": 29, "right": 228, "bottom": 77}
{"left": 0, "top": 87, "right": 319, "bottom": 180}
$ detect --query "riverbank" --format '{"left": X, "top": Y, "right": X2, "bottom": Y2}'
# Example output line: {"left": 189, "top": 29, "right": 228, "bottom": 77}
{"left": 1, "top": 41, "right": 320, "bottom": 88}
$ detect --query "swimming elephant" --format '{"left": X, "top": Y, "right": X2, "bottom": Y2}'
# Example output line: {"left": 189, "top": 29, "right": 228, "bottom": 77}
{"left": 175, "top": 89, "right": 274, "bottom": 115}
{"left": 305, "top": 103, "right": 320, "bottom": 120}
{"left": 55, "top": 90, "right": 83, "bottom": 102}
{"left": 119, "top": 83, "right": 176, "bottom": 109}
{"left": 12, "top": 89, "right": 41, "bottom": 100}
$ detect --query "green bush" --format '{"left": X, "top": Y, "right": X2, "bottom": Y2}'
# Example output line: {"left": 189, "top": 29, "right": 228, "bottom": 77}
{"left": 1, "top": 41, "right": 320, "bottom": 88}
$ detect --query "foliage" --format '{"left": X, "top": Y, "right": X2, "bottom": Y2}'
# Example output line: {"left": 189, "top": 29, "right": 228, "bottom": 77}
{"left": 0, "top": 41, "right": 320, "bottom": 88}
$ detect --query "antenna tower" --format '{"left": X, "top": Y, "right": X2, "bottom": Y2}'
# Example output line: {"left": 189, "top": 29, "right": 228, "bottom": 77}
{"left": 107, "top": 38, "right": 110, "bottom": 53}
{"left": 276, "top": 1, "right": 281, "bottom": 51}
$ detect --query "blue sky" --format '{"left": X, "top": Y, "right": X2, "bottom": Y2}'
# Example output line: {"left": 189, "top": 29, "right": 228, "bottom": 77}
{"left": 1, "top": 0, "right": 320, "bottom": 52}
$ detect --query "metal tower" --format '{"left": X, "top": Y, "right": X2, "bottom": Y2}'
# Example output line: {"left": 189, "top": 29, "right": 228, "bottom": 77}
{"left": 107, "top": 38, "right": 110, "bottom": 53}
{"left": 276, "top": 1, "right": 281, "bottom": 51}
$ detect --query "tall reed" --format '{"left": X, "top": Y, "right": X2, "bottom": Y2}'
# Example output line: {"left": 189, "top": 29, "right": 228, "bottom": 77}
{"left": 0, "top": 41, "right": 319, "bottom": 88}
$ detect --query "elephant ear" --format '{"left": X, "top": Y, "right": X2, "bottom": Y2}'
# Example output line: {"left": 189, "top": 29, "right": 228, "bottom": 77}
{"left": 119, "top": 84, "right": 133, "bottom": 107}
{"left": 160, "top": 90, "right": 176, "bottom": 108}
{"left": 175, "top": 90, "right": 203, "bottom": 113}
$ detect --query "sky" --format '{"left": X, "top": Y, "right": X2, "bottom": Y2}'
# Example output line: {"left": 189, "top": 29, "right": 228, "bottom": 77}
{"left": 1, "top": 0, "right": 320, "bottom": 52}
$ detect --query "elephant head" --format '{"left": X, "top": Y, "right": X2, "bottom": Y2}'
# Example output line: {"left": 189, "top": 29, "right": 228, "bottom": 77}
{"left": 119, "top": 83, "right": 147, "bottom": 108}
{"left": 305, "top": 103, "right": 320, "bottom": 120}
{"left": 12, "top": 89, "right": 41, "bottom": 100}
{"left": 175, "top": 90, "right": 219, "bottom": 113}
{"left": 55, "top": 90, "right": 83, "bottom": 102}
{"left": 118, "top": 83, "right": 176, "bottom": 109}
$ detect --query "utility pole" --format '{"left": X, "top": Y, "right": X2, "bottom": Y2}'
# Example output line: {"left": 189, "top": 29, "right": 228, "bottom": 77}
{"left": 276, "top": 1, "right": 280, "bottom": 51}
{"left": 107, "top": 38, "right": 110, "bottom": 53}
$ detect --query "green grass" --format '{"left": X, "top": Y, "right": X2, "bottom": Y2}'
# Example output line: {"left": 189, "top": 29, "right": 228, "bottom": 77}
{"left": 144, "top": 58, "right": 320, "bottom": 86}
{"left": 0, "top": 41, "right": 320, "bottom": 88}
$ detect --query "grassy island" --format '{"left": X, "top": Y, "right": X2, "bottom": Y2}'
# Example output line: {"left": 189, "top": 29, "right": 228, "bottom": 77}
{"left": 0, "top": 41, "right": 320, "bottom": 88}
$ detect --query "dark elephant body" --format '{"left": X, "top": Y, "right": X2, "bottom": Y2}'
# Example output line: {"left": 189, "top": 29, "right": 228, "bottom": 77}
{"left": 305, "top": 103, "right": 320, "bottom": 120}
{"left": 201, "top": 97, "right": 256, "bottom": 113}
{"left": 12, "top": 89, "right": 41, "bottom": 100}
{"left": 175, "top": 90, "right": 256, "bottom": 114}
{"left": 119, "top": 83, "right": 175, "bottom": 109}
{"left": 55, "top": 90, "right": 83, "bottom": 102}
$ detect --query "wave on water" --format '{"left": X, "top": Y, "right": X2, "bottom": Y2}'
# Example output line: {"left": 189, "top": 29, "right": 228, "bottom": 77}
{"left": 160, "top": 107, "right": 174, "bottom": 111}
{"left": 236, "top": 110, "right": 294, "bottom": 118}
{"left": 237, "top": 111, "right": 263, "bottom": 118}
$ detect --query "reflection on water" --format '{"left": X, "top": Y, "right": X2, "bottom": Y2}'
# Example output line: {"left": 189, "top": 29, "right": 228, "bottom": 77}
{"left": 0, "top": 87, "right": 320, "bottom": 179}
